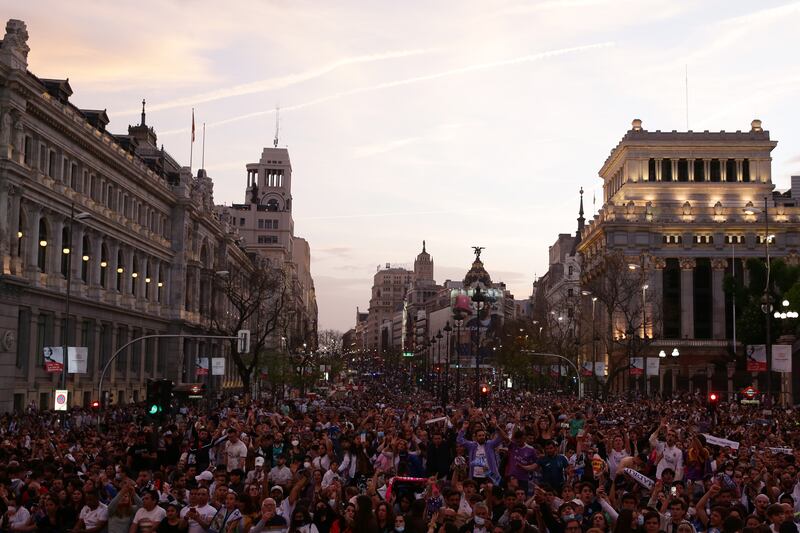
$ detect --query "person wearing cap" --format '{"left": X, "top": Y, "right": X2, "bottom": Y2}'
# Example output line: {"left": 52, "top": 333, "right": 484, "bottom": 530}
{"left": 246, "top": 457, "right": 266, "bottom": 485}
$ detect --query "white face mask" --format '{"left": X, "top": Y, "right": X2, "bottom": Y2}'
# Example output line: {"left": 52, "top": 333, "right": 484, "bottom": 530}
{"left": 304, "top": 462, "right": 311, "bottom": 469}
{"left": 474, "top": 516, "right": 485, "bottom": 526}
{"left": 291, "top": 440, "right": 299, "bottom": 447}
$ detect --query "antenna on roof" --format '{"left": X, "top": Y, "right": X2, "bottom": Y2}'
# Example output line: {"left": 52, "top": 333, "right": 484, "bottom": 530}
{"left": 273, "top": 106, "right": 280, "bottom": 148}
{"left": 685, "top": 64, "right": 689, "bottom": 130}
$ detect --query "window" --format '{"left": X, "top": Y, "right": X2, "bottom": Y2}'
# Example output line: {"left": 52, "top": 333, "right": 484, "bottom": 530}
{"left": 16, "top": 308, "right": 30, "bottom": 369}
{"left": 725, "top": 235, "right": 744, "bottom": 244}
{"left": 726, "top": 159, "right": 737, "bottom": 182}
{"left": 37, "top": 218, "right": 48, "bottom": 271}
{"left": 116, "top": 326, "right": 127, "bottom": 372}
{"left": 257, "top": 235, "right": 279, "bottom": 244}
{"left": 567, "top": 288, "right": 574, "bottom": 298}
{"left": 757, "top": 235, "right": 776, "bottom": 244}
{"left": 116, "top": 250, "right": 124, "bottom": 291}
{"left": 61, "top": 226, "right": 70, "bottom": 277}
{"left": 239, "top": 218, "right": 245, "bottom": 226}
{"left": 694, "top": 235, "right": 713, "bottom": 244}
{"left": 662, "top": 235, "right": 682, "bottom": 244}
{"left": 82, "top": 319, "right": 94, "bottom": 374}
{"left": 742, "top": 159, "right": 750, "bottom": 182}
{"left": 272, "top": 219, "right": 279, "bottom": 229}
{"left": 100, "top": 244, "right": 108, "bottom": 288}
{"left": 661, "top": 158, "right": 672, "bottom": 181}
{"left": 258, "top": 219, "right": 264, "bottom": 229}
{"left": 694, "top": 159, "right": 705, "bottom": 181}
{"left": 266, "top": 199, "right": 279, "bottom": 212}
{"left": 648, "top": 159, "right": 656, "bottom": 182}
{"left": 677, "top": 159, "right": 689, "bottom": 182}
{"left": 710, "top": 159, "right": 721, "bottom": 181}
{"left": 24, "top": 136, "right": 32, "bottom": 166}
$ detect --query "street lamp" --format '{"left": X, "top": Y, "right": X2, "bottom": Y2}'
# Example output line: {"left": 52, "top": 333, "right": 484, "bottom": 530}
{"left": 472, "top": 286, "right": 487, "bottom": 405}
{"left": 436, "top": 330, "right": 443, "bottom": 404}
{"left": 443, "top": 322, "right": 452, "bottom": 406}
{"left": 744, "top": 197, "right": 774, "bottom": 401}
{"left": 62, "top": 204, "right": 91, "bottom": 394}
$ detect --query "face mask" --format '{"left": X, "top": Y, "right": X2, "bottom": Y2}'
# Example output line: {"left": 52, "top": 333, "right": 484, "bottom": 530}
{"left": 638, "top": 515, "right": 645, "bottom": 526}
{"left": 474, "top": 516, "right": 485, "bottom": 526}
{"left": 509, "top": 520, "right": 523, "bottom": 529}
{"left": 291, "top": 440, "right": 299, "bottom": 447}
{"left": 562, "top": 515, "right": 575, "bottom": 522}
{"left": 304, "top": 462, "right": 312, "bottom": 469}
{"left": 328, "top": 499, "right": 337, "bottom": 509}
{"left": 395, "top": 527, "right": 405, "bottom": 532}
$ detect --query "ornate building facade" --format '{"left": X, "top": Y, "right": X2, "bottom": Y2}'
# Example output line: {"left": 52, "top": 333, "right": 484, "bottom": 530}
{"left": 578, "top": 118, "right": 799, "bottom": 396}
{"left": 0, "top": 19, "right": 254, "bottom": 411}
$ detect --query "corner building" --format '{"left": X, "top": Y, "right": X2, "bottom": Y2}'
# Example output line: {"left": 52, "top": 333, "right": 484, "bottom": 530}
{"left": 578, "top": 118, "right": 800, "bottom": 395}
{"left": 0, "top": 19, "right": 253, "bottom": 411}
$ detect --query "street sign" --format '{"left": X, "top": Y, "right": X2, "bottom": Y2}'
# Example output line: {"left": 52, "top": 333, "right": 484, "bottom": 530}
{"left": 742, "top": 386, "right": 759, "bottom": 399}
{"left": 237, "top": 330, "right": 250, "bottom": 354}
{"left": 54, "top": 389, "right": 68, "bottom": 411}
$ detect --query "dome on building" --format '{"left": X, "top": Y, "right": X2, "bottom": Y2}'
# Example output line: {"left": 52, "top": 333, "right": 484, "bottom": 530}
{"left": 463, "top": 257, "right": 492, "bottom": 287}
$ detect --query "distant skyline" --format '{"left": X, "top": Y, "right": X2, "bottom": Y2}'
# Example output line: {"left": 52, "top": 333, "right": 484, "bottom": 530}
{"left": 9, "top": 0, "right": 800, "bottom": 331}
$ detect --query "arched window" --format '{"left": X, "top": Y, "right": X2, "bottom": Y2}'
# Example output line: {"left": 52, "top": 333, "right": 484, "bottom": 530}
{"left": 37, "top": 218, "right": 48, "bottom": 272}
{"left": 100, "top": 244, "right": 108, "bottom": 288}
{"left": 17, "top": 209, "right": 26, "bottom": 261}
{"left": 116, "top": 250, "right": 124, "bottom": 291}
{"left": 266, "top": 199, "right": 279, "bottom": 212}
{"left": 61, "top": 226, "right": 70, "bottom": 277}
{"left": 157, "top": 267, "right": 164, "bottom": 303}
{"left": 81, "top": 235, "right": 90, "bottom": 282}
{"left": 144, "top": 262, "right": 151, "bottom": 300}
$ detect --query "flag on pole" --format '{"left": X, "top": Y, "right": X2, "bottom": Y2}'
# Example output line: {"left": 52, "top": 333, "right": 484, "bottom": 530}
{"left": 191, "top": 109, "right": 196, "bottom": 142}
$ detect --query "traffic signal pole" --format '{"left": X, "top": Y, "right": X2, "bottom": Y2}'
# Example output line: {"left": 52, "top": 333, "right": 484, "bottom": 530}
{"left": 97, "top": 333, "right": 244, "bottom": 427}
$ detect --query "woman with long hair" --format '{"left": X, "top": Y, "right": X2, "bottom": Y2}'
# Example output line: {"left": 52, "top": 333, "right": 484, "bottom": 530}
{"left": 613, "top": 510, "right": 638, "bottom": 533}
{"left": 352, "top": 495, "right": 379, "bottom": 533}
{"left": 288, "top": 507, "right": 319, "bottom": 533}
{"left": 107, "top": 483, "right": 141, "bottom": 533}
{"left": 330, "top": 503, "right": 355, "bottom": 533}
{"left": 312, "top": 502, "right": 336, "bottom": 533}
{"left": 35, "top": 495, "right": 65, "bottom": 533}
{"left": 375, "top": 502, "right": 394, "bottom": 533}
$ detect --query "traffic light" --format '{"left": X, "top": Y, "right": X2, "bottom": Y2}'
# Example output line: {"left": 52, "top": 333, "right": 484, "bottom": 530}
{"left": 479, "top": 383, "right": 490, "bottom": 406}
{"left": 146, "top": 379, "right": 173, "bottom": 417}
{"left": 90, "top": 400, "right": 100, "bottom": 410}
{"left": 708, "top": 392, "right": 719, "bottom": 411}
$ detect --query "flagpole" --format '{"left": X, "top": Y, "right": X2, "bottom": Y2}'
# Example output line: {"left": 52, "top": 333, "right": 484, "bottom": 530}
{"left": 201, "top": 122, "right": 206, "bottom": 170}
{"left": 189, "top": 108, "right": 195, "bottom": 171}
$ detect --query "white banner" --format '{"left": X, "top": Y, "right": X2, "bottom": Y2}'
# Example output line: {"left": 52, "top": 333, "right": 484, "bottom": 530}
{"left": 623, "top": 467, "right": 654, "bottom": 489}
{"left": 746, "top": 345, "right": 767, "bottom": 371}
{"left": 768, "top": 447, "right": 793, "bottom": 454}
{"left": 772, "top": 345, "right": 792, "bottom": 373}
{"left": 196, "top": 358, "right": 209, "bottom": 375}
{"left": 702, "top": 434, "right": 740, "bottom": 450}
{"left": 212, "top": 357, "right": 225, "bottom": 376}
{"left": 54, "top": 389, "right": 68, "bottom": 411}
{"left": 68, "top": 347, "right": 88, "bottom": 374}
{"left": 594, "top": 362, "right": 605, "bottom": 377}
{"left": 646, "top": 358, "right": 660, "bottom": 376}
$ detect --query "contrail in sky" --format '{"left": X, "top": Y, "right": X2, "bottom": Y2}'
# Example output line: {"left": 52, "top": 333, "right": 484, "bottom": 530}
{"left": 108, "top": 48, "right": 435, "bottom": 117}
{"left": 159, "top": 41, "right": 614, "bottom": 136}
{"left": 296, "top": 208, "right": 495, "bottom": 221}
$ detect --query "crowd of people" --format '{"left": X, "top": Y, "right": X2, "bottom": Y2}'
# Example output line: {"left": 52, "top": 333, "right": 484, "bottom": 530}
{"left": 1, "top": 375, "right": 799, "bottom": 533}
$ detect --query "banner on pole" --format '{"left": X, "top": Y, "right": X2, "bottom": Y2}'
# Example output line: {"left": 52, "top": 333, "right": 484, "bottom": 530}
{"left": 43, "top": 347, "right": 64, "bottom": 373}
{"left": 196, "top": 358, "right": 209, "bottom": 376}
{"left": 594, "top": 362, "right": 605, "bottom": 377}
{"left": 68, "top": 347, "right": 88, "bottom": 374}
{"left": 629, "top": 357, "right": 644, "bottom": 376}
{"left": 581, "top": 361, "right": 594, "bottom": 376}
{"left": 549, "top": 364, "right": 560, "bottom": 377}
{"left": 211, "top": 357, "right": 225, "bottom": 376}
{"left": 646, "top": 358, "right": 660, "bottom": 376}
{"left": 54, "top": 390, "right": 68, "bottom": 411}
{"left": 772, "top": 345, "right": 792, "bottom": 373}
{"left": 746, "top": 345, "right": 767, "bottom": 371}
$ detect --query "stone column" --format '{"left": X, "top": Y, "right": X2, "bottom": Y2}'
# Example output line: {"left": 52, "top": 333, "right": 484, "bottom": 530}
{"left": 71, "top": 225, "right": 85, "bottom": 282}
{"left": 704, "top": 160, "right": 711, "bottom": 181}
{"left": 680, "top": 258, "right": 696, "bottom": 339}
{"left": 688, "top": 159, "right": 695, "bottom": 181}
{"left": 151, "top": 261, "right": 161, "bottom": 303}
{"left": 656, "top": 159, "right": 662, "bottom": 181}
{"left": 107, "top": 241, "right": 119, "bottom": 292}
{"left": 136, "top": 255, "right": 147, "bottom": 300}
{"left": 720, "top": 159, "right": 727, "bottom": 182}
{"left": 711, "top": 258, "right": 728, "bottom": 340}
{"left": 122, "top": 248, "right": 134, "bottom": 296}
{"left": 89, "top": 234, "right": 103, "bottom": 287}
{"left": 736, "top": 159, "right": 743, "bottom": 182}
{"left": 26, "top": 206, "right": 42, "bottom": 274}
{"left": 652, "top": 258, "right": 666, "bottom": 338}
{"left": 50, "top": 216, "right": 64, "bottom": 278}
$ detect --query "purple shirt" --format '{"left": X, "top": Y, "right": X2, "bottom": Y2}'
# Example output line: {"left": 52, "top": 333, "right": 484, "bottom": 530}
{"left": 507, "top": 441, "right": 538, "bottom": 481}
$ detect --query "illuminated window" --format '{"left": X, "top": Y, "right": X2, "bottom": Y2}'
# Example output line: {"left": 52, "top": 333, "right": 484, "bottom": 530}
{"left": 694, "top": 235, "right": 713, "bottom": 244}
{"left": 662, "top": 235, "right": 682, "bottom": 244}
{"left": 725, "top": 235, "right": 745, "bottom": 244}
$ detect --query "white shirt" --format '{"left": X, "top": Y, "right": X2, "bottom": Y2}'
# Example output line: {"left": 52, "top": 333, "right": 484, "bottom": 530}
{"left": 269, "top": 465, "right": 293, "bottom": 487}
{"left": 180, "top": 503, "right": 217, "bottom": 533}
{"left": 79, "top": 503, "right": 109, "bottom": 530}
{"left": 473, "top": 444, "right": 488, "bottom": 478}
{"left": 224, "top": 440, "right": 248, "bottom": 471}
{"left": 133, "top": 506, "right": 167, "bottom": 531}
{"left": 7, "top": 506, "right": 31, "bottom": 529}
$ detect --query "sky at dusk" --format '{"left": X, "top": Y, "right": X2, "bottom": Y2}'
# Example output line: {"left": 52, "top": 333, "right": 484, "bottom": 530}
{"left": 8, "top": 0, "right": 800, "bottom": 331}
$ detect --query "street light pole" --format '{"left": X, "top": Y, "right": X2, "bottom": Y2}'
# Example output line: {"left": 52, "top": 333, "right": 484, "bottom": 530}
{"left": 443, "top": 322, "right": 452, "bottom": 406}
{"left": 763, "top": 195, "right": 773, "bottom": 403}
{"left": 472, "top": 287, "right": 486, "bottom": 405}
{"left": 62, "top": 204, "right": 90, "bottom": 394}
{"left": 455, "top": 319, "right": 463, "bottom": 403}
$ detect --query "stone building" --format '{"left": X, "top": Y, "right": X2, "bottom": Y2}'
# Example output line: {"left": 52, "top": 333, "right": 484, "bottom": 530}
{"left": 365, "top": 264, "right": 414, "bottom": 352}
{"left": 0, "top": 19, "right": 255, "bottom": 411}
{"left": 578, "top": 118, "right": 799, "bottom": 397}
{"left": 221, "top": 146, "right": 318, "bottom": 352}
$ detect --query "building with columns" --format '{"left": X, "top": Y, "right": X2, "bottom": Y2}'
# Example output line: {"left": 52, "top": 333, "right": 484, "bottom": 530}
{"left": 221, "top": 146, "right": 318, "bottom": 352}
{"left": 0, "top": 19, "right": 254, "bottom": 411}
{"left": 578, "top": 118, "right": 799, "bottom": 396}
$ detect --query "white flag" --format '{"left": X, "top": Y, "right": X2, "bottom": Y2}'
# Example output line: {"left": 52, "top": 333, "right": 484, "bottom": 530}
{"left": 646, "top": 358, "right": 660, "bottom": 376}
{"left": 772, "top": 345, "right": 792, "bottom": 373}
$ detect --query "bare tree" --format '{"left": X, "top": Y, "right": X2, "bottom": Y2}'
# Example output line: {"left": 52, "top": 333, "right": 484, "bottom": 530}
{"left": 582, "top": 251, "right": 662, "bottom": 394}
{"left": 209, "top": 259, "right": 291, "bottom": 394}
{"left": 317, "top": 329, "right": 343, "bottom": 356}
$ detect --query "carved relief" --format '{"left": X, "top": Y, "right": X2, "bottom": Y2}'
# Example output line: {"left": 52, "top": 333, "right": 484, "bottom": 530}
{"left": 711, "top": 258, "right": 728, "bottom": 270}
{"left": 679, "top": 257, "right": 697, "bottom": 270}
